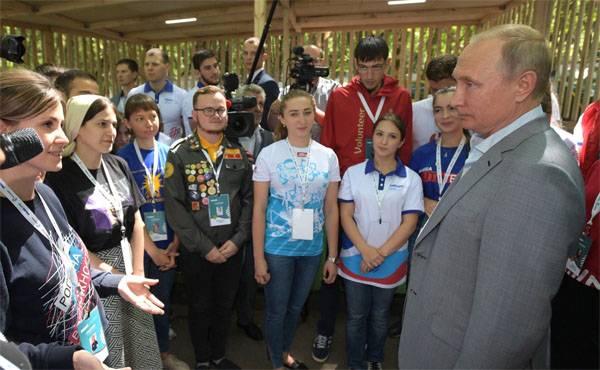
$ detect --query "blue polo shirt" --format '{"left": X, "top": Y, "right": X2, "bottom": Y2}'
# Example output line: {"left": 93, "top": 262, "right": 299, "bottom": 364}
{"left": 127, "top": 80, "right": 188, "bottom": 140}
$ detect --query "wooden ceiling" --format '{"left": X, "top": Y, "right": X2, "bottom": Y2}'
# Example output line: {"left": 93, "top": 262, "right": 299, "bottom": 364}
{"left": 0, "top": 0, "right": 521, "bottom": 43}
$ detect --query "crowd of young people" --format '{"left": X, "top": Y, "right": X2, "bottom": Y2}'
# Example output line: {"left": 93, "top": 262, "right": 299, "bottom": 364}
{"left": 0, "top": 24, "right": 597, "bottom": 370}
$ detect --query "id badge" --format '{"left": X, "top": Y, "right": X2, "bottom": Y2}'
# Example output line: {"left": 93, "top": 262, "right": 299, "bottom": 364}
{"left": 292, "top": 208, "right": 314, "bottom": 240}
{"left": 366, "top": 138, "right": 374, "bottom": 160}
{"left": 566, "top": 233, "right": 592, "bottom": 276}
{"left": 144, "top": 210, "right": 168, "bottom": 242}
{"left": 208, "top": 194, "right": 231, "bottom": 227}
{"left": 367, "top": 221, "right": 390, "bottom": 248}
{"left": 77, "top": 307, "right": 108, "bottom": 361}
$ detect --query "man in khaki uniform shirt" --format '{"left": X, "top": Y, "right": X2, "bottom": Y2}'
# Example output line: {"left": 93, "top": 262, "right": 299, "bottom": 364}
{"left": 164, "top": 86, "right": 252, "bottom": 370}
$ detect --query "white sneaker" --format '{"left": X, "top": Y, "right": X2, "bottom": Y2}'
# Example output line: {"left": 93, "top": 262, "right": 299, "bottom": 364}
{"left": 168, "top": 327, "right": 177, "bottom": 340}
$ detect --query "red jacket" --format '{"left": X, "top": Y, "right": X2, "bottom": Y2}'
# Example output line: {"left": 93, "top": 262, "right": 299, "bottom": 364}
{"left": 321, "top": 75, "right": 413, "bottom": 175}
{"left": 568, "top": 159, "right": 600, "bottom": 289}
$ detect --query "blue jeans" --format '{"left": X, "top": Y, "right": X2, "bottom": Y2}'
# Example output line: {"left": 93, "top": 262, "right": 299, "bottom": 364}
{"left": 144, "top": 257, "right": 176, "bottom": 353}
{"left": 264, "top": 253, "right": 321, "bottom": 368}
{"left": 344, "top": 279, "right": 396, "bottom": 369}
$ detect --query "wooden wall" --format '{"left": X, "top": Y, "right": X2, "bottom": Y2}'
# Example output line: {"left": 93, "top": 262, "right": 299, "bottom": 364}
{"left": 1, "top": 0, "right": 597, "bottom": 123}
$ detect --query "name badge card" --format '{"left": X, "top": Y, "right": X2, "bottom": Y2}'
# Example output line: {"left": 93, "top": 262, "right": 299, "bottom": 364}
{"left": 208, "top": 194, "right": 231, "bottom": 227}
{"left": 144, "top": 210, "right": 168, "bottom": 242}
{"left": 566, "top": 233, "right": 593, "bottom": 276}
{"left": 77, "top": 307, "right": 108, "bottom": 361}
{"left": 292, "top": 208, "right": 314, "bottom": 240}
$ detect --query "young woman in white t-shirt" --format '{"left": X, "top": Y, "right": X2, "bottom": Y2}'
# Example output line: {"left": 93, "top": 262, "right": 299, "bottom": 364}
{"left": 253, "top": 90, "right": 340, "bottom": 370}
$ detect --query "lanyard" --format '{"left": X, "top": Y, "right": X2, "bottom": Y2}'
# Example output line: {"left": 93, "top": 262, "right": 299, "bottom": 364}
{"left": 201, "top": 147, "right": 224, "bottom": 194}
{"left": 71, "top": 154, "right": 132, "bottom": 274}
{"left": 71, "top": 154, "right": 125, "bottom": 226}
{"left": 0, "top": 180, "right": 77, "bottom": 288}
{"left": 286, "top": 139, "right": 312, "bottom": 208}
{"left": 589, "top": 193, "right": 600, "bottom": 226}
{"left": 369, "top": 172, "right": 388, "bottom": 224}
{"left": 435, "top": 136, "right": 466, "bottom": 197}
{"left": 133, "top": 139, "right": 159, "bottom": 204}
{"left": 357, "top": 92, "right": 386, "bottom": 124}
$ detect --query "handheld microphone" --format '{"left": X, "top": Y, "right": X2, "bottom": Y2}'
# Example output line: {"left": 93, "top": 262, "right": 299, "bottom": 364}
{"left": 0, "top": 128, "right": 44, "bottom": 170}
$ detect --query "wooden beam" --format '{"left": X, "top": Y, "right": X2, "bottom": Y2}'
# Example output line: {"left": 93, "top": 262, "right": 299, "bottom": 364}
{"left": 254, "top": 0, "right": 267, "bottom": 37}
{"left": 280, "top": 0, "right": 301, "bottom": 33}
{"left": 298, "top": 10, "right": 492, "bottom": 30}
{"left": 86, "top": 5, "right": 253, "bottom": 30}
{"left": 1, "top": 19, "right": 143, "bottom": 43}
{"left": 1, "top": 0, "right": 145, "bottom": 18}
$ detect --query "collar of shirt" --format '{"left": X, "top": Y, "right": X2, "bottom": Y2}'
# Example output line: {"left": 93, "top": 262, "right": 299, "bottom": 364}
{"left": 251, "top": 68, "right": 264, "bottom": 83}
{"left": 364, "top": 157, "right": 407, "bottom": 178}
{"left": 144, "top": 80, "right": 174, "bottom": 94}
{"left": 463, "top": 105, "right": 545, "bottom": 172}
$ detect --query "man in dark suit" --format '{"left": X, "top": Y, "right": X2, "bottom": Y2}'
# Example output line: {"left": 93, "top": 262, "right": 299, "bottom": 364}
{"left": 242, "top": 37, "right": 279, "bottom": 131}
{"left": 398, "top": 24, "right": 585, "bottom": 369}
{"left": 232, "top": 83, "right": 274, "bottom": 342}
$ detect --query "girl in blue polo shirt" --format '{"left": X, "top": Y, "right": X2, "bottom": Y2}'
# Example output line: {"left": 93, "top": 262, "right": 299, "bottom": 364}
{"left": 409, "top": 86, "right": 469, "bottom": 216}
{"left": 338, "top": 113, "right": 423, "bottom": 370}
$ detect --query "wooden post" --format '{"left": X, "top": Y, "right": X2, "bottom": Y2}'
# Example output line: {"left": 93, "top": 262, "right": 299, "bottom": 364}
{"left": 282, "top": 6, "right": 290, "bottom": 82}
{"left": 532, "top": 0, "right": 552, "bottom": 36}
{"left": 254, "top": 0, "right": 267, "bottom": 38}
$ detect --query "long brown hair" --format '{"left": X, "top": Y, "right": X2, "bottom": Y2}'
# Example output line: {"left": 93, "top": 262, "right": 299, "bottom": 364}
{"left": 0, "top": 68, "right": 61, "bottom": 126}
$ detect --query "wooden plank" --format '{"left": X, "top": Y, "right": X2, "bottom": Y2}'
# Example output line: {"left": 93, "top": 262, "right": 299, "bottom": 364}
{"left": 32, "top": 29, "right": 39, "bottom": 66}
{"left": 340, "top": 31, "right": 347, "bottom": 84}
{"left": 563, "top": 0, "right": 586, "bottom": 120}
{"left": 581, "top": 0, "right": 600, "bottom": 110}
{"left": 407, "top": 28, "right": 415, "bottom": 94}
{"left": 2, "top": 0, "right": 144, "bottom": 18}
{"left": 414, "top": 27, "right": 426, "bottom": 101}
{"left": 572, "top": 0, "right": 593, "bottom": 120}
{"left": 558, "top": 0, "right": 575, "bottom": 108}
{"left": 349, "top": 31, "right": 356, "bottom": 78}
{"left": 398, "top": 28, "right": 407, "bottom": 87}
{"left": 330, "top": 31, "right": 339, "bottom": 81}
{"left": 424, "top": 27, "right": 434, "bottom": 93}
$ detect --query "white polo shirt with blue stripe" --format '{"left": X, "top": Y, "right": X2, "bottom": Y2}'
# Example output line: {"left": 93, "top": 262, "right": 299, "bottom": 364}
{"left": 338, "top": 158, "right": 424, "bottom": 288}
{"left": 127, "top": 80, "right": 189, "bottom": 140}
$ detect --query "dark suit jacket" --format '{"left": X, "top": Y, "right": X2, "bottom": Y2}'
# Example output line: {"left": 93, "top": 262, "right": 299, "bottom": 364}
{"left": 252, "top": 70, "right": 279, "bottom": 131}
{"left": 398, "top": 115, "right": 585, "bottom": 369}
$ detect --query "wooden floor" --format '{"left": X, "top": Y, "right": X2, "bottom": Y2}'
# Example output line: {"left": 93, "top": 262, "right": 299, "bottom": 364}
{"left": 168, "top": 289, "right": 404, "bottom": 369}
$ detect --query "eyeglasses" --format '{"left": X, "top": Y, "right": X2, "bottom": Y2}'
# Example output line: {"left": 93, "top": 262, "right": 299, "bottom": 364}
{"left": 357, "top": 64, "right": 385, "bottom": 73}
{"left": 194, "top": 107, "right": 227, "bottom": 117}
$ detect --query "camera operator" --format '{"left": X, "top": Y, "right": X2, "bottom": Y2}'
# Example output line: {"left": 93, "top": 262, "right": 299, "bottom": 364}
{"left": 231, "top": 84, "right": 274, "bottom": 342}
{"left": 267, "top": 45, "right": 341, "bottom": 141}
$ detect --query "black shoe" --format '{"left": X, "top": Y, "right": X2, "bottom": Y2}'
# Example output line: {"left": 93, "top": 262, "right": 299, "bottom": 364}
{"left": 211, "top": 358, "right": 240, "bottom": 370}
{"left": 311, "top": 334, "right": 332, "bottom": 363}
{"left": 283, "top": 359, "right": 308, "bottom": 369}
{"left": 388, "top": 320, "right": 402, "bottom": 338}
{"left": 237, "top": 322, "right": 264, "bottom": 341}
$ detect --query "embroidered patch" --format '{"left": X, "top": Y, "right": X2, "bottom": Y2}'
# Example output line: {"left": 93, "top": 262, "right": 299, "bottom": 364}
{"left": 164, "top": 162, "right": 175, "bottom": 178}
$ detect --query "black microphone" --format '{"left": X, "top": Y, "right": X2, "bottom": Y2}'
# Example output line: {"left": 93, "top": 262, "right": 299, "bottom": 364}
{"left": 0, "top": 128, "right": 44, "bottom": 170}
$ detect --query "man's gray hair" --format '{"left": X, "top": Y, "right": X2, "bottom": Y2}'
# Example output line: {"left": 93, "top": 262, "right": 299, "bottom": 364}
{"left": 239, "top": 83, "right": 266, "bottom": 100}
{"left": 471, "top": 24, "right": 550, "bottom": 100}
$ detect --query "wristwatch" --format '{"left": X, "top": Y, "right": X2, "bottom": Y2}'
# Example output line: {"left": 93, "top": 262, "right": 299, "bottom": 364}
{"left": 327, "top": 256, "right": 337, "bottom": 264}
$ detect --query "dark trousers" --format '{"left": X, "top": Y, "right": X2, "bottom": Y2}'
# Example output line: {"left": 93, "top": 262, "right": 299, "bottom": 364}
{"left": 235, "top": 242, "right": 258, "bottom": 326}
{"left": 551, "top": 274, "right": 599, "bottom": 369}
{"left": 316, "top": 276, "right": 342, "bottom": 336}
{"left": 180, "top": 248, "right": 243, "bottom": 364}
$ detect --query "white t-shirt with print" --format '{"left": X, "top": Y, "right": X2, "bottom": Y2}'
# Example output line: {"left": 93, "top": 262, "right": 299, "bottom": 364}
{"left": 253, "top": 139, "right": 340, "bottom": 256}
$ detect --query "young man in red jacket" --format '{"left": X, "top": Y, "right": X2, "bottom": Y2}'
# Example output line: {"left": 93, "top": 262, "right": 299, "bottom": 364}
{"left": 321, "top": 35, "right": 413, "bottom": 175}
{"left": 313, "top": 35, "right": 413, "bottom": 363}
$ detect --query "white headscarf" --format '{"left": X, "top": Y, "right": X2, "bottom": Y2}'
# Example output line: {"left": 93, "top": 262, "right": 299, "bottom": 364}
{"left": 62, "top": 94, "right": 104, "bottom": 156}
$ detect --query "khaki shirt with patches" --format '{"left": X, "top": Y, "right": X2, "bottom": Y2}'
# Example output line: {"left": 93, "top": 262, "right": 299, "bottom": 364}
{"left": 164, "top": 133, "right": 253, "bottom": 256}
